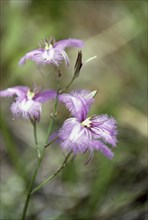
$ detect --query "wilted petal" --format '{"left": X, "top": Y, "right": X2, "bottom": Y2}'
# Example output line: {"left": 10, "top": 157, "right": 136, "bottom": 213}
{"left": 59, "top": 90, "right": 96, "bottom": 121}
{"left": 90, "top": 114, "right": 118, "bottom": 147}
{"left": 35, "top": 90, "right": 57, "bottom": 103}
{"left": 54, "top": 38, "right": 84, "bottom": 51}
{"left": 59, "top": 118, "right": 92, "bottom": 154}
{"left": 19, "top": 49, "right": 43, "bottom": 65}
{"left": 0, "top": 86, "right": 28, "bottom": 98}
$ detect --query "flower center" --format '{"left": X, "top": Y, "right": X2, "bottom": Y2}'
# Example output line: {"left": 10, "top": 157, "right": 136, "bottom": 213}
{"left": 81, "top": 117, "right": 91, "bottom": 128}
{"left": 27, "top": 89, "right": 35, "bottom": 100}
{"left": 45, "top": 42, "right": 53, "bottom": 50}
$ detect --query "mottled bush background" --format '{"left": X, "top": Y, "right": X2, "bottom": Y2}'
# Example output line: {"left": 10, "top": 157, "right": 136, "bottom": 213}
{"left": 0, "top": 1, "right": 147, "bottom": 220}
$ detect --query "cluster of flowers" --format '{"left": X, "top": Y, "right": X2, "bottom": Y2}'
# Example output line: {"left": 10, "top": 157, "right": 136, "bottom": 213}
{"left": 0, "top": 37, "right": 117, "bottom": 159}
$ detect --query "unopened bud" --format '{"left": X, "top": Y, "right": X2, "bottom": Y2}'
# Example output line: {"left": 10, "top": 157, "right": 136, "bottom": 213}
{"left": 74, "top": 51, "right": 83, "bottom": 78}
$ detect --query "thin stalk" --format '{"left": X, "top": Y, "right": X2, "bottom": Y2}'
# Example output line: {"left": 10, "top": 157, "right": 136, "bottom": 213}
{"left": 21, "top": 153, "right": 44, "bottom": 220}
{"left": 45, "top": 92, "right": 59, "bottom": 145}
{"left": 59, "top": 76, "right": 76, "bottom": 94}
{"left": 64, "top": 76, "right": 76, "bottom": 91}
{"left": 21, "top": 66, "right": 76, "bottom": 219}
{"left": 33, "top": 121, "right": 38, "bottom": 145}
{"left": 21, "top": 91, "right": 59, "bottom": 220}
{"left": 31, "top": 151, "right": 72, "bottom": 194}
{"left": 33, "top": 122, "right": 41, "bottom": 158}
{"left": 44, "top": 135, "right": 59, "bottom": 148}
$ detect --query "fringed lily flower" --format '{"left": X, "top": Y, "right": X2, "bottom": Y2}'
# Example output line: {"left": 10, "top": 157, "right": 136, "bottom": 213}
{"left": 19, "top": 37, "right": 84, "bottom": 66}
{"left": 0, "top": 86, "right": 56, "bottom": 121}
{"left": 58, "top": 90, "right": 118, "bottom": 160}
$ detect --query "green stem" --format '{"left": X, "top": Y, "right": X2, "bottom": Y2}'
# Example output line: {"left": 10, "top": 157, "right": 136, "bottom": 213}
{"left": 59, "top": 75, "right": 76, "bottom": 94}
{"left": 65, "top": 76, "right": 76, "bottom": 91}
{"left": 33, "top": 121, "right": 38, "bottom": 145}
{"left": 31, "top": 151, "right": 72, "bottom": 194}
{"left": 21, "top": 153, "right": 44, "bottom": 220}
{"left": 21, "top": 69, "right": 76, "bottom": 219}
{"left": 33, "top": 122, "right": 41, "bottom": 158}
{"left": 44, "top": 135, "right": 59, "bottom": 148}
{"left": 21, "top": 91, "right": 59, "bottom": 220}
{"left": 30, "top": 73, "right": 78, "bottom": 195}
{"left": 45, "top": 92, "right": 59, "bottom": 144}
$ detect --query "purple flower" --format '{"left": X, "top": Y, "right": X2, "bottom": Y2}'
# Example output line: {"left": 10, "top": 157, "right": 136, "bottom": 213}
{"left": 19, "top": 38, "right": 84, "bottom": 66}
{"left": 58, "top": 90, "right": 118, "bottom": 159}
{"left": 0, "top": 86, "right": 56, "bottom": 121}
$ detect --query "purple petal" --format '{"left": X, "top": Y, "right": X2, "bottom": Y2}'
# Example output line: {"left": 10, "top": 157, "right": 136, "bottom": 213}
{"left": 54, "top": 38, "right": 84, "bottom": 51}
{"left": 19, "top": 49, "right": 43, "bottom": 65}
{"left": 0, "top": 86, "right": 28, "bottom": 99}
{"left": 34, "top": 90, "right": 57, "bottom": 103}
{"left": 59, "top": 118, "right": 92, "bottom": 154}
{"left": 91, "top": 140, "right": 114, "bottom": 159}
{"left": 58, "top": 115, "right": 116, "bottom": 159}
{"left": 59, "top": 90, "right": 96, "bottom": 121}
{"left": 45, "top": 49, "right": 69, "bottom": 66}
{"left": 18, "top": 38, "right": 83, "bottom": 66}
{"left": 11, "top": 99, "right": 41, "bottom": 121}
{"left": 60, "top": 51, "right": 70, "bottom": 66}
{"left": 90, "top": 114, "right": 118, "bottom": 147}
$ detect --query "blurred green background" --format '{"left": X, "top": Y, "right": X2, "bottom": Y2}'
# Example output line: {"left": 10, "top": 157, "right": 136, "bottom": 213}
{"left": 0, "top": 0, "right": 147, "bottom": 220}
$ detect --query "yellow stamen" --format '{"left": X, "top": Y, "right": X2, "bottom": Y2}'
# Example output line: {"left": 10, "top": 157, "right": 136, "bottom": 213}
{"left": 81, "top": 117, "right": 91, "bottom": 127}
{"left": 45, "top": 42, "right": 52, "bottom": 50}
{"left": 27, "top": 89, "right": 35, "bottom": 100}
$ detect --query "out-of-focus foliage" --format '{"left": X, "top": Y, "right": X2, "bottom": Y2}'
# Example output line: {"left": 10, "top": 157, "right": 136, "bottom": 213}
{"left": 0, "top": 0, "right": 147, "bottom": 220}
